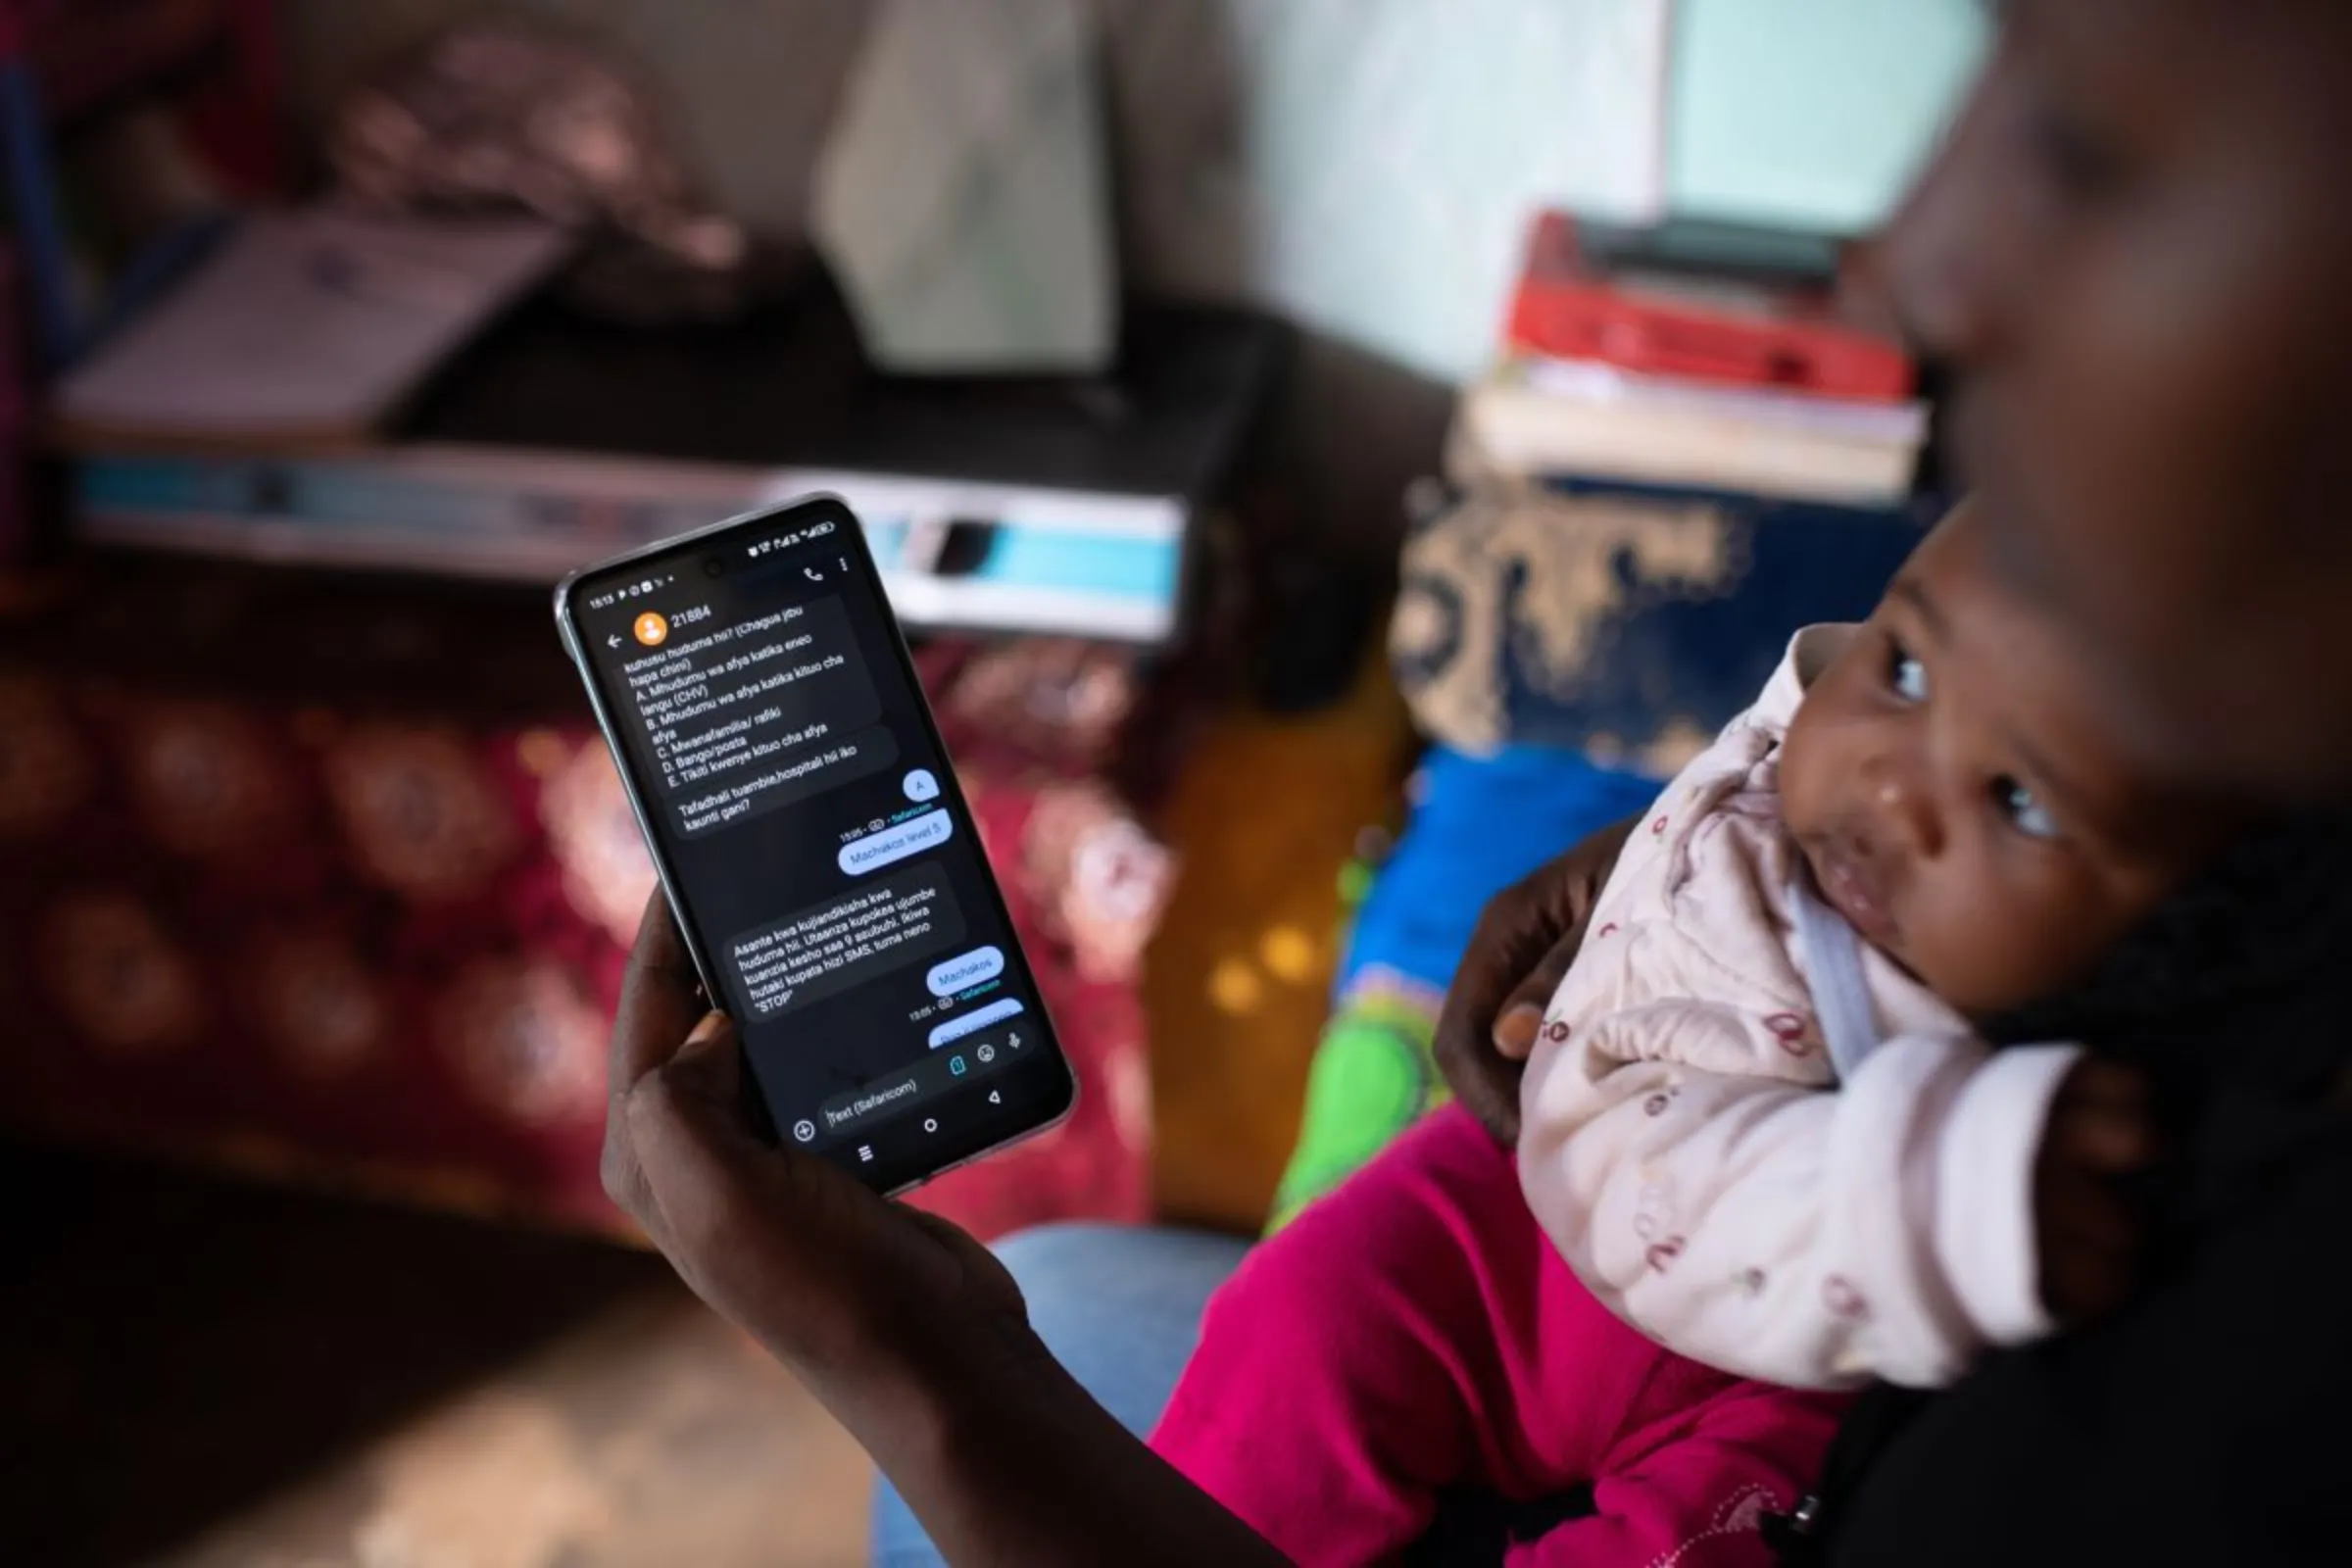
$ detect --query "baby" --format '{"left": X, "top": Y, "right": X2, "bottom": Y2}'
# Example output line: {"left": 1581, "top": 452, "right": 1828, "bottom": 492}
{"left": 1150, "top": 502, "right": 2236, "bottom": 1566}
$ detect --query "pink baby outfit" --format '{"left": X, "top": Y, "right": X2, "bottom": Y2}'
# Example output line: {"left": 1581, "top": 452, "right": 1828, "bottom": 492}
{"left": 1151, "top": 1105, "right": 1847, "bottom": 1567}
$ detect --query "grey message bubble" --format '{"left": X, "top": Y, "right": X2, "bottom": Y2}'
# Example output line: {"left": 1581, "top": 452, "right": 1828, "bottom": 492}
{"left": 613, "top": 595, "right": 887, "bottom": 838}
{"left": 725, "top": 859, "right": 967, "bottom": 1020}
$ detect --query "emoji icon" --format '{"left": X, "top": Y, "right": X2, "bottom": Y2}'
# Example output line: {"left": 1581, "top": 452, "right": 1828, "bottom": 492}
{"left": 633, "top": 612, "right": 669, "bottom": 647}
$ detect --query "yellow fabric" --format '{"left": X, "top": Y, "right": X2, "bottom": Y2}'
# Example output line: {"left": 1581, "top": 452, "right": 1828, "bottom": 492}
{"left": 1143, "top": 660, "right": 1411, "bottom": 1232}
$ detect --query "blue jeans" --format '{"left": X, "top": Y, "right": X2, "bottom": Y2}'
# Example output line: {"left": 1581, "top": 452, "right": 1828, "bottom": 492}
{"left": 868, "top": 1223, "right": 1251, "bottom": 1567}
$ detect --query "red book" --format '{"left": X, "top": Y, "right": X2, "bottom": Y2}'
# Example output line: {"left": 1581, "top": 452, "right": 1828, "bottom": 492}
{"left": 1504, "top": 213, "right": 1913, "bottom": 404}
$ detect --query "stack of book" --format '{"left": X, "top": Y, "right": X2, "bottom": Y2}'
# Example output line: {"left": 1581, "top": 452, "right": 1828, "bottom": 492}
{"left": 1409, "top": 213, "right": 1936, "bottom": 774}
{"left": 1453, "top": 213, "right": 1926, "bottom": 507}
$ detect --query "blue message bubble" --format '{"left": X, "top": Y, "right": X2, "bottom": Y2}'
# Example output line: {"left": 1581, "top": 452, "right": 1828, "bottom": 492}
{"left": 839, "top": 808, "right": 953, "bottom": 876}
{"left": 928, "top": 997, "right": 1024, "bottom": 1049}
{"left": 926, "top": 945, "right": 1005, "bottom": 997}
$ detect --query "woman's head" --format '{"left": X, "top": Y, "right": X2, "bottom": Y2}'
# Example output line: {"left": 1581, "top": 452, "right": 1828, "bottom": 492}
{"left": 1886, "top": 0, "right": 2352, "bottom": 805}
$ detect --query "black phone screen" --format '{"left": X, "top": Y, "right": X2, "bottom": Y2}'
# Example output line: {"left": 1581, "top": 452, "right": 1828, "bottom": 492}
{"left": 560, "top": 496, "right": 1075, "bottom": 1192}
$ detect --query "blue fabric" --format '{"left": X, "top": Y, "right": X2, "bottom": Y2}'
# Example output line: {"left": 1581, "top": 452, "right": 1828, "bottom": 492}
{"left": 870, "top": 1222, "right": 1251, "bottom": 1567}
{"left": 1337, "top": 744, "right": 1663, "bottom": 997}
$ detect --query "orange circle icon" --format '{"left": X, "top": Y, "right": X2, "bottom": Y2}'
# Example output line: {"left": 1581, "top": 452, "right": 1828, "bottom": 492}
{"left": 633, "top": 612, "right": 669, "bottom": 648}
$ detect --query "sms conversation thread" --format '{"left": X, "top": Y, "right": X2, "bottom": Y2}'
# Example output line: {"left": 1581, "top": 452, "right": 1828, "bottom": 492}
{"left": 581, "top": 525, "right": 1040, "bottom": 1157}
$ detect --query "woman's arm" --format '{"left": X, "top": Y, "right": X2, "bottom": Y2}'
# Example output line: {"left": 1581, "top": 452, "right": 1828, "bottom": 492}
{"left": 604, "top": 895, "right": 1288, "bottom": 1568}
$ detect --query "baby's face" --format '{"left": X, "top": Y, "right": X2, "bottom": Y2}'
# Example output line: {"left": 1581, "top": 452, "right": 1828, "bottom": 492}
{"left": 1779, "top": 503, "right": 2243, "bottom": 1017}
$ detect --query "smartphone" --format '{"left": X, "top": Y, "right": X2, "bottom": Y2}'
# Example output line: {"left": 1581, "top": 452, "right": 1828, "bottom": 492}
{"left": 555, "top": 495, "right": 1077, "bottom": 1193}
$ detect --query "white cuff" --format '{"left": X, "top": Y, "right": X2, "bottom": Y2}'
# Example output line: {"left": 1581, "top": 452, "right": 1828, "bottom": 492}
{"left": 1932, "top": 1043, "right": 2082, "bottom": 1348}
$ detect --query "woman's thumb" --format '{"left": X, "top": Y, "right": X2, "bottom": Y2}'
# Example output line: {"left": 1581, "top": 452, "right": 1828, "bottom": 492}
{"left": 659, "top": 1011, "right": 746, "bottom": 1116}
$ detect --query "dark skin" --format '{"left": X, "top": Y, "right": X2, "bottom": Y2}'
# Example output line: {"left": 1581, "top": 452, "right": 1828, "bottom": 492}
{"left": 1784, "top": 508, "right": 2241, "bottom": 1316}
{"left": 603, "top": 902, "right": 1288, "bottom": 1568}
{"left": 598, "top": 4, "right": 2352, "bottom": 1562}
{"left": 1890, "top": 0, "right": 2352, "bottom": 802}
{"left": 1776, "top": 508, "right": 2241, "bottom": 1017}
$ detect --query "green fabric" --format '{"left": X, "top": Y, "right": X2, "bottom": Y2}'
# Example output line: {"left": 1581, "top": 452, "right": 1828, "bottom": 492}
{"left": 1265, "top": 973, "right": 1446, "bottom": 1235}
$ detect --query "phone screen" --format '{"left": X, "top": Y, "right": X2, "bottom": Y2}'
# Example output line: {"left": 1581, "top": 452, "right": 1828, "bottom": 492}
{"left": 560, "top": 496, "right": 1075, "bottom": 1191}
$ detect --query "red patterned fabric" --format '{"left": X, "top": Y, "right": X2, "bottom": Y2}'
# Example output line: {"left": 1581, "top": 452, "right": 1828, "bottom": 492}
{"left": 0, "top": 563, "right": 1156, "bottom": 1238}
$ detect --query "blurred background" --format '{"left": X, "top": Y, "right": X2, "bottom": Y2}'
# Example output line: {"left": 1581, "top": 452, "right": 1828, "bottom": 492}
{"left": 0, "top": 2, "right": 1982, "bottom": 1563}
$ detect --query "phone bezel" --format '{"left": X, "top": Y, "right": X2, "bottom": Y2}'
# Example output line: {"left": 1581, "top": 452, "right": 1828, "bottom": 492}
{"left": 554, "top": 493, "right": 1078, "bottom": 1195}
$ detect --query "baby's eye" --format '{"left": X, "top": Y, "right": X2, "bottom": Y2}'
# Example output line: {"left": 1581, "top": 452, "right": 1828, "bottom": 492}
{"left": 1992, "top": 777, "right": 2060, "bottom": 841}
{"left": 1887, "top": 641, "right": 1929, "bottom": 704}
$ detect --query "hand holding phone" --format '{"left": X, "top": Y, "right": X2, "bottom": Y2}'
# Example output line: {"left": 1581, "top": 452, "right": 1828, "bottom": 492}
{"left": 557, "top": 496, "right": 1077, "bottom": 1193}
{"left": 596, "top": 892, "right": 1294, "bottom": 1568}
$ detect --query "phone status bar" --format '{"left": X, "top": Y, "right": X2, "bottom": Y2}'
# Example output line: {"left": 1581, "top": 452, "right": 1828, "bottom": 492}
{"left": 584, "top": 573, "right": 676, "bottom": 611}
{"left": 584, "top": 515, "right": 840, "bottom": 613}
{"left": 745, "top": 516, "right": 839, "bottom": 560}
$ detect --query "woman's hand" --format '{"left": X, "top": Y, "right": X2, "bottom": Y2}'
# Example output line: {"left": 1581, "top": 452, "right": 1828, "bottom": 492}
{"left": 602, "top": 892, "right": 1032, "bottom": 1389}
{"left": 602, "top": 892, "right": 1288, "bottom": 1568}
{"left": 1432, "top": 816, "right": 1638, "bottom": 1144}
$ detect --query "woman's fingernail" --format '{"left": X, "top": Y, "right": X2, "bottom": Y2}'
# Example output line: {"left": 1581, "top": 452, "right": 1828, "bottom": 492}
{"left": 1494, "top": 1004, "right": 1542, "bottom": 1052}
{"left": 684, "top": 1011, "right": 731, "bottom": 1048}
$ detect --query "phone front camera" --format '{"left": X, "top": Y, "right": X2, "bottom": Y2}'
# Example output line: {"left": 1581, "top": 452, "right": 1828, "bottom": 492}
{"left": 704, "top": 558, "right": 731, "bottom": 578}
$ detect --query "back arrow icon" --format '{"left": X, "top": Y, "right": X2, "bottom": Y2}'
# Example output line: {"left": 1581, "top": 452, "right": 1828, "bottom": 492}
{"left": 607, "top": 634, "right": 622, "bottom": 649}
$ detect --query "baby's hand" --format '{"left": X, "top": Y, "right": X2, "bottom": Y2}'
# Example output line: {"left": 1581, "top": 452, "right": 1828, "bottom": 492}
{"left": 2034, "top": 1055, "right": 2161, "bottom": 1325}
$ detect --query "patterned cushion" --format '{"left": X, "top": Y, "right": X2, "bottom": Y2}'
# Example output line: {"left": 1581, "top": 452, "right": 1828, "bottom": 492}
{"left": 1392, "top": 478, "right": 1939, "bottom": 769}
